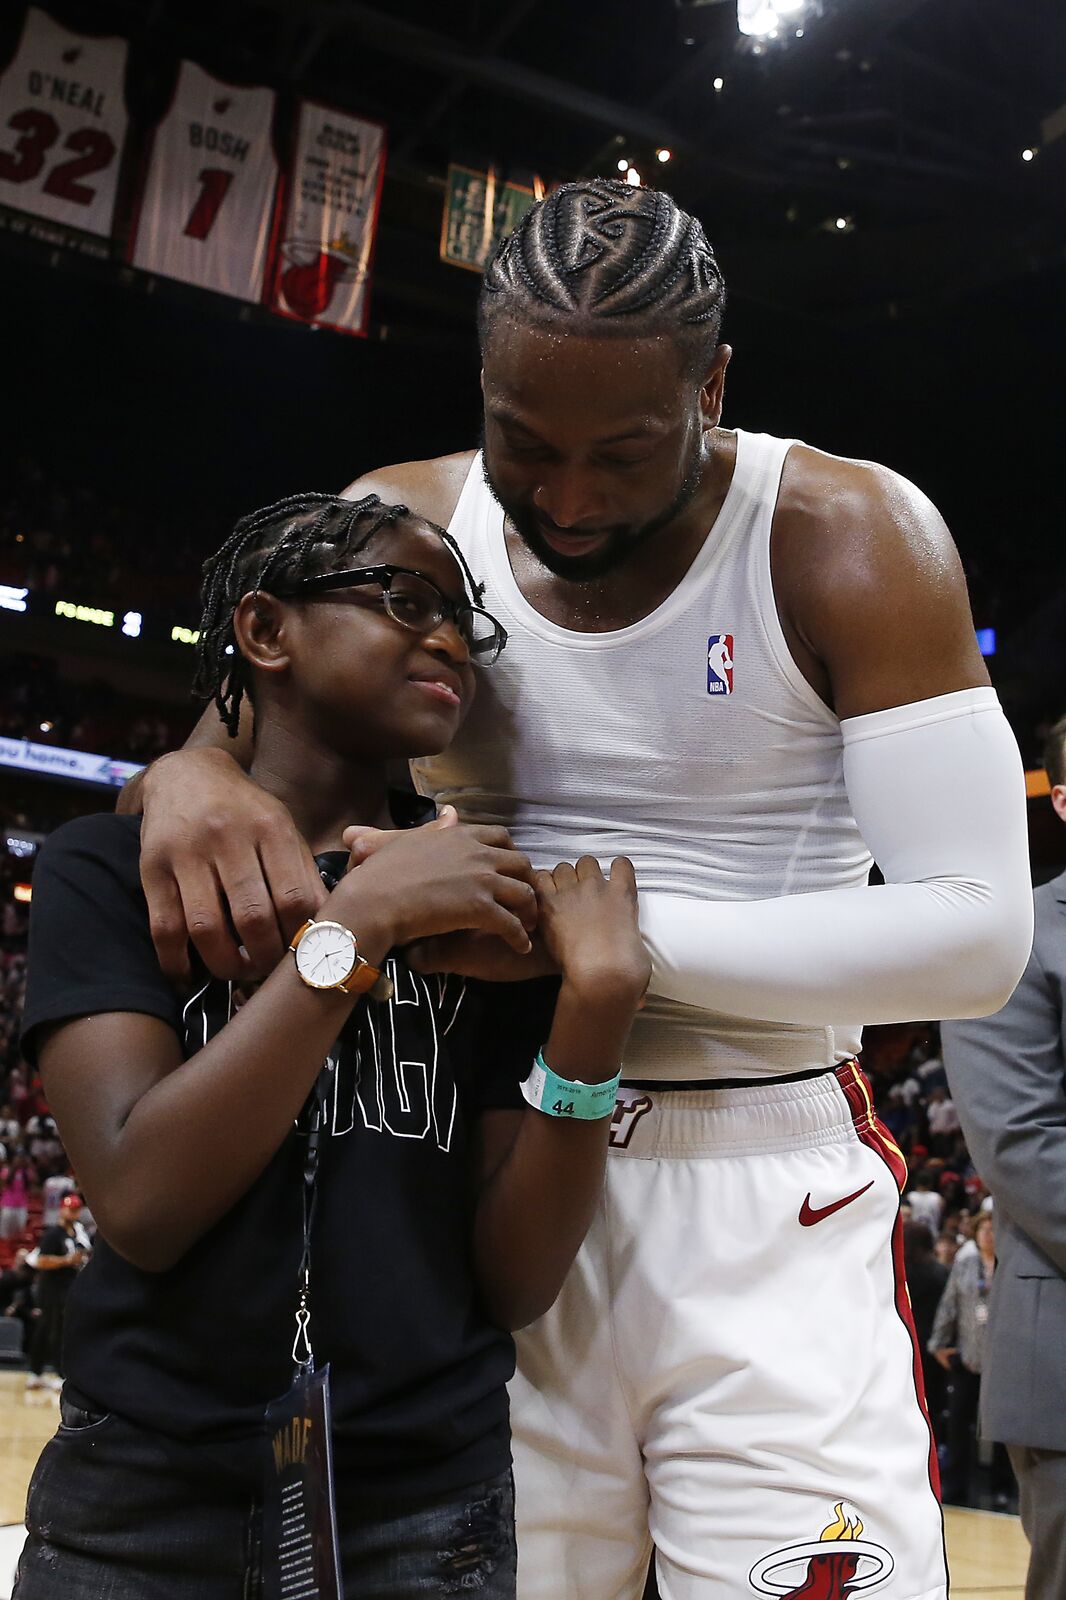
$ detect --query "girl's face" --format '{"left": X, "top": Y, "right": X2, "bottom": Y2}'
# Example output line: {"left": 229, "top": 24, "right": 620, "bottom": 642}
{"left": 262, "top": 518, "right": 482, "bottom": 762}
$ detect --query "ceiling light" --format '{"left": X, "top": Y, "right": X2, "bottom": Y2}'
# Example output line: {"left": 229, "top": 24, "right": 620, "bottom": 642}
{"left": 656, "top": 148, "right": 672, "bottom": 163}
{"left": 1021, "top": 146, "right": 1037, "bottom": 161}
{"left": 713, "top": 75, "right": 725, "bottom": 90}
{"left": 738, "top": 0, "right": 810, "bottom": 38}
{"left": 617, "top": 157, "right": 629, "bottom": 172}
{"left": 626, "top": 166, "right": 642, "bottom": 186}
{"left": 835, "top": 215, "right": 849, "bottom": 230}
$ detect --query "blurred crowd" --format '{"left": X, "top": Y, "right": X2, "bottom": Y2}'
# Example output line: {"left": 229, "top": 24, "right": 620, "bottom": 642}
{"left": 0, "top": 455, "right": 206, "bottom": 626}
{"left": 1, "top": 653, "right": 196, "bottom": 766}
{"left": 864, "top": 1024, "right": 1015, "bottom": 1510}
{"left": 0, "top": 934, "right": 93, "bottom": 1393}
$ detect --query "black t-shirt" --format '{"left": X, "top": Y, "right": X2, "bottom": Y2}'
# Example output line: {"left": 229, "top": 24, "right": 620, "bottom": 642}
{"left": 22, "top": 812, "right": 556, "bottom": 1504}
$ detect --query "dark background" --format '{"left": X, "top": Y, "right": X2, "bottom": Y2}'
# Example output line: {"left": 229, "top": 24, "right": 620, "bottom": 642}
{"left": 1, "top": 0, "right": 1064, "bottom": 768}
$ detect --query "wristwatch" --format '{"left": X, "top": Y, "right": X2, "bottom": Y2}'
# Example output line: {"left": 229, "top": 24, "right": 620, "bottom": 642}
{"left": 289, "top": 919, "right": 393, "bottom": 1001}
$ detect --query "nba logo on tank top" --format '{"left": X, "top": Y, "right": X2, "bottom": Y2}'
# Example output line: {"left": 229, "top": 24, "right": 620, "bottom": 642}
{"left": 706, "top": 633, "right": 734, "bottom": 695}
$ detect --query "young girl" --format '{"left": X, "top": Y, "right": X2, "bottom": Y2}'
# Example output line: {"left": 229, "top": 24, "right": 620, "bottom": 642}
{"left": 17, "top": 493, "right": 649, "bottom": 1599}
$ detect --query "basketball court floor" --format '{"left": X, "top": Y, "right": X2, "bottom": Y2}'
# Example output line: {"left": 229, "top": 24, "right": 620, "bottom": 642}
{"left": 0, "top": 1373, "right": 1031, "bottom": 1597}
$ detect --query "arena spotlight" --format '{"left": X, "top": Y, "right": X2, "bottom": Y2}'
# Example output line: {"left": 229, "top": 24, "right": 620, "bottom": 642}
{"left": 626, "top": 166, "right": 642, "bottom": 186}
{"left": 657, "top": 148, "right": 672, "bottom": 163}
{"left": 1021, "top": 146, "right": 1037, "bottom": 161}
{"left": 617, "top": 157, "right": 629, "bottom": 171}
{"left": 738, "top": 0, "right": 808, "bottom": 38}
{"left": 713, "top": 75, "right": 725, "bottom": 90}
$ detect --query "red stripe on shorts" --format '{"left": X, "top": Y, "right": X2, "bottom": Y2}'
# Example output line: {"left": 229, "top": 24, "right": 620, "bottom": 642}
{"left": 834, "top": 1061, "right": 943, "bottom": 1505}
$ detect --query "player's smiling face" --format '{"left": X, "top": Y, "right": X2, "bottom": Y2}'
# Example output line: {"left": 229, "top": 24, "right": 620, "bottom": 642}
{"left": 480, "top": 321, "right": 723, "bottom": 582}
{"left": 241, "top": 518, "right": 480, "bottom": 763}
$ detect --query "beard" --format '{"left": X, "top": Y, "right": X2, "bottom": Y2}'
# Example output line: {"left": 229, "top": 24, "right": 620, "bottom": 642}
{"left": 479, "top": 425, "right": 706, "bottom": 583}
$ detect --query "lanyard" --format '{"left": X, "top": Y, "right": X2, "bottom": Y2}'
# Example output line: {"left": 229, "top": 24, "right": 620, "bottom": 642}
{"left": 292, "top": 1068, "right": 330, "bottom": 1373}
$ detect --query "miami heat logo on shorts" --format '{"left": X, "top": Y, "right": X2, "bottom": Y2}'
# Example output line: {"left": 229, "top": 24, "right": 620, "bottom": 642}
{"left": 749, "top": 1502, "right": 894, "bottom": 1596}
{"left": 608, "top": 1092, "right": 653, "bottom": 1150}
{"left": 707, "top": 634, "right": 734, "bottom": 695}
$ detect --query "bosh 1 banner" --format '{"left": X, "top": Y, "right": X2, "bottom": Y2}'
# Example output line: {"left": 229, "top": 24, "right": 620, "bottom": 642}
{"left": 269, "top": 100, "right": 385, "bottom": 336}
{"left": 0, "top": 7, "right": 128, "bottom": 249}
{"left": 129, "top": 62, "right": 279, "bottom": 304}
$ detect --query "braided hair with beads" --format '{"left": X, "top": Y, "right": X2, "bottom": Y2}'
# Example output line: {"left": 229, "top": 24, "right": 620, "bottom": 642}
{"left": 479, "top": 179, "right": 726, "bottom": 376}
{"left": 194, "top": 492, "right": 484, "bottom": 739}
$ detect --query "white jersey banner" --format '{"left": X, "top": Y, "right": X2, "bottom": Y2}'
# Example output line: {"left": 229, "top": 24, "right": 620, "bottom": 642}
{"left": 270, "top": 100, "right": 385, "bottom": 336}
{"left": 0, "top": 7, "right": 127, "bottom": 239}
{"left": 130, "top": 62, "right": 278, "bottom": 303}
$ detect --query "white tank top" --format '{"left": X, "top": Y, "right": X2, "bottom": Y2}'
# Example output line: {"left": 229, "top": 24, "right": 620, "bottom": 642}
{"left": 412, "top": 430, "right": 871, "bottom": 1079}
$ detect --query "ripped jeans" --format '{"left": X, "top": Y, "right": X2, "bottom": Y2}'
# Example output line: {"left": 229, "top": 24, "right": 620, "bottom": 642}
{"left": 15, "top": 1393, "right": 517, "bottom": 1599}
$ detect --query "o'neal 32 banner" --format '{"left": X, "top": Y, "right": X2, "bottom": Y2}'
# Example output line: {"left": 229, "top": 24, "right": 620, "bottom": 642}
{"left": 129, "top": 61, "right": 278, "bottom": 304}
{"left": 0, "top": 7, "right": 128, "bottom": 243}
{"left": 269, "top": 100, "right": 386, "bottom": 337}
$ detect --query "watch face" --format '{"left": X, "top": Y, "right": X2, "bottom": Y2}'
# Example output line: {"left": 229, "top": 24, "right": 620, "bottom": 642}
{"left": 294, "top": 920, "right": 357, "bottom": 989}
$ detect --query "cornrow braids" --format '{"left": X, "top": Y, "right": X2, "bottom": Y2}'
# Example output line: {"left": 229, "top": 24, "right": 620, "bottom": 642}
{"left": 194, "top": 492, "right": 479, "bottom": 739}
{"left": 479, "top": 179, "right": 727, "bottom": 376}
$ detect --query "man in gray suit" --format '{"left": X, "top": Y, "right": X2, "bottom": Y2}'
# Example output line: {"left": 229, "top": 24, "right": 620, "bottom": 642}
{"left": 941, "top": 711, "right": 1066, "bottom": 1599}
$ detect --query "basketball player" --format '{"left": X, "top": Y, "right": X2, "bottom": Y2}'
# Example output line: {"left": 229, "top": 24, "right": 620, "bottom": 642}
{"left": 122, "top": 182, "right": 1033, "bottom": 1598}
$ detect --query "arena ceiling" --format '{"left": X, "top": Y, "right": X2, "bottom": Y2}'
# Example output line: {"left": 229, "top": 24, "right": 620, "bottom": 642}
{"left": 42, "top": 0, "right": 1066, "bottom": 336}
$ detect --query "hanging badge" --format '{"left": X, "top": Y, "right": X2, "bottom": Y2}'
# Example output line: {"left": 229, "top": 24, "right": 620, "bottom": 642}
{"left": 263, "top": 1363, "right": 342, "bottom": 1600}
{"left": 974, "top": 1300, "right": 989, "bottom": 1326}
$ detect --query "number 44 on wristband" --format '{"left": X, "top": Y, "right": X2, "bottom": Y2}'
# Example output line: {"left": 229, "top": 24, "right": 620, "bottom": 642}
{"left": 520, "top": 1052, "right": 621, "bottom": 1121}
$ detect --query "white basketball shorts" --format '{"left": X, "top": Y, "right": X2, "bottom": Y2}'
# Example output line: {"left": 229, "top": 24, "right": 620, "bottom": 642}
{"left": 510, "top": 1062, "right": 947, "bottom": 1600}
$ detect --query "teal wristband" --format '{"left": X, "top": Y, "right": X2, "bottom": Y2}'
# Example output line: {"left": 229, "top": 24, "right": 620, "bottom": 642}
{"left": 520, "top": 1049, "right": 621, "bottom": 1121}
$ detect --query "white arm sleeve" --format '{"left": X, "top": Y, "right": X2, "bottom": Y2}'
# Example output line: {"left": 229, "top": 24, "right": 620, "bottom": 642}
{"left": 640, "top": 688, "right": 1033, "bottom": 1026}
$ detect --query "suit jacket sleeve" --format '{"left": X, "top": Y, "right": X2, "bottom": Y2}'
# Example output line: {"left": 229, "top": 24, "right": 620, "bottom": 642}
{"left": 941, "top": 888, "right": 1066, "bottom": 1274}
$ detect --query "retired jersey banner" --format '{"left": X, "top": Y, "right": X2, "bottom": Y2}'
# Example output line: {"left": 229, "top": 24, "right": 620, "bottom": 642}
{"left": 129, "top": 62, "right": 278, "bottom": 304}
{"left": 440, "top": 164, "right": 538, "bottom": 273}
{"left": 270, "top": 101, "right": 385, "bottom": 336}
{"left": 0, "top": 7, "right": 127, "bottom": 243}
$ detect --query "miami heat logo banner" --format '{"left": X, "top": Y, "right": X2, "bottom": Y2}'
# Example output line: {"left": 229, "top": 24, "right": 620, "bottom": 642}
{"left": 0, "top": 7, "right": 128, "bottom": 244}
{"left": 269, "top": 100, "right": 386, "bottom": 337}
{"left": 129, "top": 62, "right": 278, "bottom": 304}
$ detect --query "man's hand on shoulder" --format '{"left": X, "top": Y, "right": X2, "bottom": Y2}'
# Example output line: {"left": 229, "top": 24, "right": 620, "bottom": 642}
{"left": 341, "top": 450, "right": 476, "bottom": 530}
{"left": 775, "top": 446, "right": 989, "bottom": 720}
{"left": 139, "top": 748, "right": 325, "bottom": 984}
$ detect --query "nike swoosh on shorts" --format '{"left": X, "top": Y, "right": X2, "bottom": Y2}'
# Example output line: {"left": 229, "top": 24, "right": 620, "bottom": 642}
{"left": 798, "top": 1179, "right": 875, "bottom": 1227}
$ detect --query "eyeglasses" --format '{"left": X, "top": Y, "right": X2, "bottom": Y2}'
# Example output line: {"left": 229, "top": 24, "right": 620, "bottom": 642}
{"left": 275, "top": 564, "right": 508, "bottom": 664}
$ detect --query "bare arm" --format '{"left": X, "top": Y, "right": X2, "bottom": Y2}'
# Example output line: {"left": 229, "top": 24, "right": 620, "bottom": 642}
{"left": 38, "top": 823, "right": 538, "bottom": 1275}
{"left": 116, "top": 700, "right": 253, "bottom": 817}
{"left": 773, "top": 449, "right": 989, "bottom": 717}
{"left": 470, "top": 859, "right": 649, "bottom": 1330}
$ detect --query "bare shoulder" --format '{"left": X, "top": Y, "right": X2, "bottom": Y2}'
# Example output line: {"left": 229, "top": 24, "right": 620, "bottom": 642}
{"left": 774, "top": 442, "right": 988, "bottom": 717}
{"left": 778, "top": 442, "right": 960, "bottom": 581}
{"left": 341, "top": 449, "right": 478, "bottom": 528}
